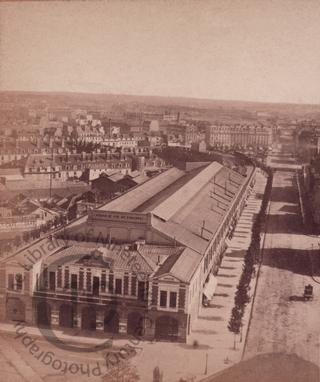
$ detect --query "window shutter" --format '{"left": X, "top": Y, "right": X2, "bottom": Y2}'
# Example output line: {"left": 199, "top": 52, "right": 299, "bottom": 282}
{"left": 64, "top": 268, "right": 69, "bottom": 289}
{"left": 8, "top": 274, "right": 14, "bottom": 290}
{"left": 151, "top": 283, "right": 158, "bottom": 306}
{"left": 131, "top": 275, "right": 137, "bottom": 296}
{"left": 86, "top": 270, "right": 91, "bottom": 291}
{"left": 124, "top": 274, "right": 129, "bottom": 295}
{"left": 101, "top": 272, "right": 106, "bottom": 292}
{"left": 79, "top": 270, "right": 84, "bottom": 290}
{"left": 109, "top": 272, "right": 114, "bottom": 293}
{"left": 57, "top": 267, "right": 62, "bottom": 288}
{"left": 43, "top": 267, "right": 48, "bottom": 288}
{"left": 179, "top": 288, "right": 186, "bottom": 310}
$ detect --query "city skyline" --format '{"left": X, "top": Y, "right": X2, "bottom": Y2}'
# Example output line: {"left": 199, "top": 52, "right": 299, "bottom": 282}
{"left": 1, "top": 1, "right": 320, "bottom": 105}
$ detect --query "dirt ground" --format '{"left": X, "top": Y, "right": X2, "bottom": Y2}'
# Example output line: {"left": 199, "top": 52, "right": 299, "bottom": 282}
{"left": 242, "top": 151, "right": 320, "bottom": 381}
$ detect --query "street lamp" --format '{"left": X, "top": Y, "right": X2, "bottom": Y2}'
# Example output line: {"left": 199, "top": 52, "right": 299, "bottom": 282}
{"left": 204, "top": 353, "right": 208, "bottom": 375}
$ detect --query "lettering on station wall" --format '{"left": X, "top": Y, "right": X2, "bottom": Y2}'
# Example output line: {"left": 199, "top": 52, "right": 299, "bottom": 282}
{"left": 89, "top": 210, "right": 148, "bottom": 225}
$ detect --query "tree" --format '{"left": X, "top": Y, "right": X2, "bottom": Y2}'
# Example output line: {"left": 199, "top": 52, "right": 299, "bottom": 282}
{"left": 22, "top": 231, "right": 30, "bottom": 243}
{"left": 14, "top": 235, "right": 21, "bottom": 248}
{"left": 235, "top": 284, "right": 250, "bottom": 307}
{"left": 228, "top": 306, "right": 242, "bottom": 350}
{"left": 227, "top": 156, "right": 273, "bottom": 351}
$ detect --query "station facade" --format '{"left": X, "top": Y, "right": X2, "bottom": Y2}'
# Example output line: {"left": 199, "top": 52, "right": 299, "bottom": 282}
{"left": 0, "top": 161, "right": 256, "bottom": 342}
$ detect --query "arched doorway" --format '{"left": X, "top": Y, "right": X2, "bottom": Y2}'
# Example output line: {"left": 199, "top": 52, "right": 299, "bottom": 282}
{"left": 104, "top": 310, "right": 119, "bottom": 334}
{"left": 155, "top": 316, "right": 179, "bottom": 341}
{"left": 7, "top": 298, "right": 25, "bottom": 322}
{"left": 81, "top": 307, "right": 96, "bottom": 331}
{"left": 59, "top": 304, "right": 74, "bottom": 328}
{"left": 127, "top": 311, "right": 143, "bottom": 336}
{"left": 37, "top": 301, "right": 51, "bottom": 327}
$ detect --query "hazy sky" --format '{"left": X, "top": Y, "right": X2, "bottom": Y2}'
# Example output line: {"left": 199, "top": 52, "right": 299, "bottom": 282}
{"left": 1, "top": 0, "right": 320, "bottom": 104}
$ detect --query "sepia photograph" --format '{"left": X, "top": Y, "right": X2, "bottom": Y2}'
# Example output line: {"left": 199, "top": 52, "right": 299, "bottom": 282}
{"left": 0, "top": 0, "right": 319, "bottom": 381}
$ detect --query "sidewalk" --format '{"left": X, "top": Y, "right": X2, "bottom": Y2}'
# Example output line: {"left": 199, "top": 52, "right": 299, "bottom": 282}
{"left": 0, "top": 334, "right": 44, "bottom": 382}
{"left": 0, "top": 322, "right": 131, "bottom": 349}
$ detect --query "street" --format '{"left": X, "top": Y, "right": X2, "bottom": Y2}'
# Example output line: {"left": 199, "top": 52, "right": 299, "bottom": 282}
{"left": 243, "top": 149, "right": 320, "bottom": 380}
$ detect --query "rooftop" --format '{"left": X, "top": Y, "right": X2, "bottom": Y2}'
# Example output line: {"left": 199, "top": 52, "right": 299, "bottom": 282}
{"left": 0, "top": 168, "right": 22, "bottom": 176}
{"left": 133, "top": 165, "right": 207, "bottom": 213}
{"left": 99, "top": 167, "right": 186, "bottom": 213}
{"left": 154, "top": 246, "right": 202, "bottom": 282}
{"left": 0, "top": 168, "right": 24, "bottom": 181}
{"left": 151, "top": 165, "right": 248, "bottom": 254}
{"left": 151, "top": 162, "right": 223, "bottom": 221}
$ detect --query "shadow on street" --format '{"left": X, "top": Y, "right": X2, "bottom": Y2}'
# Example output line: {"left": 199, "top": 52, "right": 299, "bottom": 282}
{"left": 262, "top": 247, "right": 320, "bottom": 277}
{"left": 265, "top": 214, "right": 302, "bottom": 234}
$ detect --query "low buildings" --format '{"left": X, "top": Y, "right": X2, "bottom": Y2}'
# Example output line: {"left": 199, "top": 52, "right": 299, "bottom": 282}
{"left": 0, "top": 142, "right": 40, "bottom": 165}
{"left": 76, "top": 125, "right": 104, "bottom": 144}
{"left": 91, "top": 173, "right": 136, "bottom": 200}
{"left": 24, "top": 153, "right": 132, "bottom": 183}
{"left": 0, "top": 168, "right": 24, "bottom": 184}
{"left": 0, "top": 198, "right": 62, "bottom": 232}
{"left": 101, "top": 135, "right": 145, "bottom": 148}
{"left": 0, "top": 161, "right": 256, "bottom": 342}
{"left": 166, "top": 124, "right": 204, "bottom": 148}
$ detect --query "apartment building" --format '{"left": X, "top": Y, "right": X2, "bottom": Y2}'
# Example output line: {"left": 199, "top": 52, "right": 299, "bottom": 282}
{"left": 206, "top": 124, "right": 273, "bottom": 149}
{"left": 24, "top": 153, "right": 132, "bottom": 182}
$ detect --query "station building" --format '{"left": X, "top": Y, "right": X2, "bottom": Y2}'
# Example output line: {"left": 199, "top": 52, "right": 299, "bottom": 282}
{"left": 0, "top": 161, "right": 256, "bottom": 342}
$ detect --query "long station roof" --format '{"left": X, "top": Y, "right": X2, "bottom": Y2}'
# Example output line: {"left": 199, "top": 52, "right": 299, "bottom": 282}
{"left": 74, "top": 162, "right": 250, "bottom": 282}
{"left": 4, "top": 162, "right": 252, "bottom": 286}
{"left": 150, "top": 164, "right": 250, "bottom": 282}
{"left": 99, "top": 167, "right": 186, "bottom": 213}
